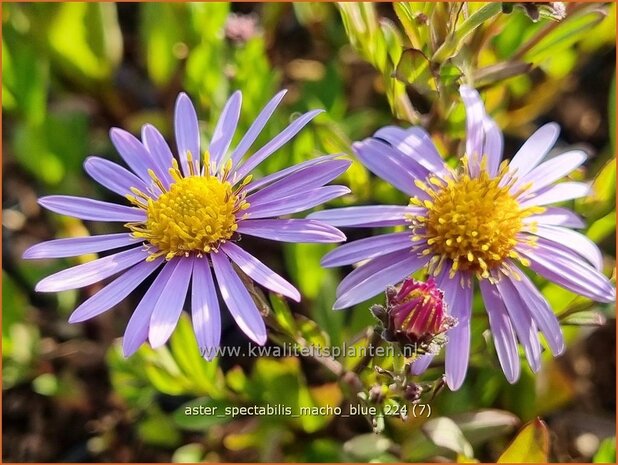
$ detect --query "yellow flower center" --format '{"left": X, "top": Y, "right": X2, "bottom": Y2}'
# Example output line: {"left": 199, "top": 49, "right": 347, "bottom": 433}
{"left": 409, "top": 159, "right": 542, "bottom": 279}
{"left": 127, "top": 157, "right": 250, "bottom": 261}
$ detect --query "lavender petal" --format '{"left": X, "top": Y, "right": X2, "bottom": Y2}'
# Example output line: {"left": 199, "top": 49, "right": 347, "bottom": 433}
{"left": 23, "top": 233, "right": 138, "bottom": 259}
{"left": 333, "top": 251, "right": 429, "bottom": 309}
{"left": 149, "top": 256, "right": 193, "bottom": 348}
{"left": 495, "top": 276, "right": 542, "bottom": 373}
{"left": 246, "top": 159, "right": 351, "bottom": 205}
{"left": 109, "top": 128, "right": 155, "bottom": 183}
{"left": 211, "top": 251, "right": 267, "bottom": 345}
{"left": 38, "top": 196, "right": 146, "bottom": 222}
{"left": 529, "top": 225, "right": 603, "bottom": 270}
{"left": 410, "top": 353, "right": 434, "bottom": 375}
{"left": 321, "top": 232, "right": 414, "bottom": 268}
{"left": 244, "top": 154, "right": 339, "bottom": 193}
{"left": 479, "top": 280, "right": 521, "bottom": 384}
{"left": 517, "top": 238, "right": 615, "bottom": 302}
{"left": 141, "top": 124, "right": 174, "bottom": 187}
{"left": 122, "top": 259, "right": 180, "bottom": 357}
{"left": 174, "top": 92, "right": 201, "bottom": 176}
{"left": 508, "top": 123, "right": 560, "bottom": 178}
{"left": 222, "top": 242, "right": 300, "bottom": 302}
{"left": 230, "top": 90, "right": 288, "bottom": 167}
{"left": 481, "top": 116, "right": 504, "bottom": 177}
{"left": 191, "top": 257, "right": 221, "bottom": 360}
{"left": 460, "top": 85, "right": 488, "bottom": 178}
{"left": 308, "top": 205, "right": 421, "bottom": 228}
{"left": 516, "top": 150, "right": 587, "bottom": 194}
{"left": 519, "top": 182, "right": 590, "bottom": 207}
{"left": 437, "top": 269, "right": 473, "bottom": 390}
{"left": 68, "top": 258, "right": 163, "bottom": 323}
{"left": 523, "top": 207, "right": 585, "bottom": 229}
{"left": 36, "top": 247, "right": 148, "bottom": 292}
{"left": 507, "top": 266, "right": 565, "bottom": 356}
{"left": 210, "top": 91, "right": 242, "bottom": 169}
{"left": 234, "top": 109, "right": 324, "bottom": 181}
{"left": 84, "top": 156, "right": 149, "bottom": 198}
{"left": 244, "top": 186, "right": 350, "bottom": 219}
{"left": 237, "top": 219, "right": 345, "bottom": 243}
{"left": 353, "top": 138, "right": 429, "bottom": 198}
{"left": 373, "top": 125, "right": 446, "bottom": 175}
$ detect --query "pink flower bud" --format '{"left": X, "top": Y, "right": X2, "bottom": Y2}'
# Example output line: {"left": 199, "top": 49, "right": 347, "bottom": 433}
{"left": 387, "top": 277, "right": 450, "bottom": 342}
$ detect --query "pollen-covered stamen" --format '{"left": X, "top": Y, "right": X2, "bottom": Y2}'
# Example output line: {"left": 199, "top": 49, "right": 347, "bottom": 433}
{"left": 126, "top": 158, "right": 251, "bottom": 261}
{"left": 408, "top": 156, "right": 544, "bottom": 280}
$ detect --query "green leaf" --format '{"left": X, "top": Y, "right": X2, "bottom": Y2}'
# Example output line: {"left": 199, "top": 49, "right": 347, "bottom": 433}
{"left": 587, "top": 211, "right": 616, "bottom": 244}
{"left": 561, "top": 310, "right": 607, "bottom": 326}
{"left": 296, "top": 314, "right": 330, "bottom": 348}
{"left": 454, "top": 409, "right": 520, "bottom": 445}
{"left": 310, "top": 269, "right": 345, "bottom": 346}
{"left": 394, "top": 48, "right": 436, "bottom": 95}
{"left": 439, "top": 61, "right": 464, "bottom": 88}
{"left": 422, "top": 417, "right": 474, "bottom": 458}
{"left": 269, "top": 293, "right": 297, "bottom": 335}
{"left": 2, "top": 272, "right": 26, "bottom": 337}
{"left": 141, "top": 3, "right": 185, "bottom": 87}
{"left": 521, "top": 8, "right": 607, "bottom": 64}
{"left": 138, "top": 408, "right": 182, "bottom": 448}
{"left": 46, "top": 3, "right": 123, "bottom": 85}
{"left": 583, "top": 158, "right": 616, "bottom": 218}
{"left": 284, "top": 243, "right": 329, "bottom": 300}
{"left": 2, "top": 26, "right": 49, "bottom": 124}
{"left": 594, "top": 437, "right": 616, "bottom": 463}
{"left": 169, "top": 313, "right": 223, "bottom": 396}
{"left": 497, "top": 418, "right": 549, "bottom": 463}
{"left": 432, "top": 3, "right": 502, "bottom": 63}
{"left": 172, "top": 443, "right": 205, "bottom": 463}
{"left": 105, "top": 343, "right": 157, "bottom": 409}
{"left": 173, "top": 397, "right": 234, "bottom": 431}
{"left": 393, "top": 2, "right": 424, "bottom": 51}
{"left": 343, "top": 433, "right": 392, "bottom": 461}
{"left": 473, "top": 61, "right": 532, "bottom": 89}
{"left": 32, "top": 373, "right": 59, "bottom": 396}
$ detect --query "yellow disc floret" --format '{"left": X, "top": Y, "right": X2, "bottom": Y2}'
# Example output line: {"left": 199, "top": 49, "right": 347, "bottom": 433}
{"left": 409, "top": 158, "right": 543, "bottom": 280}
{"left": 126, "top": 157, "right": 251, "bottom": 261}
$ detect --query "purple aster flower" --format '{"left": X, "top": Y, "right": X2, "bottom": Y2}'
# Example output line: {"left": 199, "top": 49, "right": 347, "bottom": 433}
{"left": 23, "top": 90, "right": 349, "bottom": 358}
{"left": 309, "top": 85, "right": 615, "bottom": 389}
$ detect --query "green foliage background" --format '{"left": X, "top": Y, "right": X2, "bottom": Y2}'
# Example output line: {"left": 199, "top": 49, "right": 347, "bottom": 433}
{"left": 2, "top": 2, "right": 616, "bottom": 463}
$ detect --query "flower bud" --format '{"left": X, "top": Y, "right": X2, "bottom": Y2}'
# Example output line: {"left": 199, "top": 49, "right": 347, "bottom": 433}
{"left": 403, "top": 383, "right": 422, "bottom": 403}
{"left": 370, "top": 304, "right": 388, "bottom": 324}
{"left": 224, "top": 13, "right": 260, "bottom": 43}
{"left": 386, "top": 277, "right": 453, "bottom": 346}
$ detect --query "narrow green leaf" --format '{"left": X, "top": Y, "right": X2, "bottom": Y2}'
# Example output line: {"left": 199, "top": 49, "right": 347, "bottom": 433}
{"left": 521, "top": 8, "right": 607, "bottom": 64}
{"left": 561, "top": 310, "right": 607, "bottom": 326}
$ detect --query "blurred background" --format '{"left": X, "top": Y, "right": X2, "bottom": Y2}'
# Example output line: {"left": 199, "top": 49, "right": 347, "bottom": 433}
{"left": 2, "top": 2, "right": 616, "bottom": 462}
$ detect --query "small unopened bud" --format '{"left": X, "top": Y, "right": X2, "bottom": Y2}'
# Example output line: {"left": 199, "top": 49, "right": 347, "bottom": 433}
{"left": 370, "top": 304, "right": 387, "bottom": 324}
{"left": 224, "top": 13, "right": 260, "bottom": 43}
{"left": 403, "top": 383, "right": 422, "bottom": 402}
